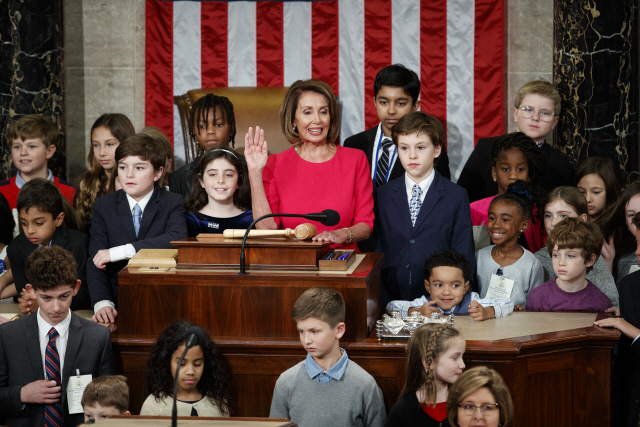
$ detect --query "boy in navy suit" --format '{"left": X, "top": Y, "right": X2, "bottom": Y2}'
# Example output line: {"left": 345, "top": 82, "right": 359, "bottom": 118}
{"left": 88, "top": 134, "right": 187, "bottom": 325}
{"left": 376, "top": 112, "right": 475, "bottom": 306}
{"left": 0, "top": 246, "right": 115, "bottom": 427}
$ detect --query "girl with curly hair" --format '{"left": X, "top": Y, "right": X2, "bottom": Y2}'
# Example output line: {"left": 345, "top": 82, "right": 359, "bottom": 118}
{"left": 140, "top": 320, "right": 232, "bottom": 417}
{"left": 385, "top": 324, "right": 465, "bottom": 427}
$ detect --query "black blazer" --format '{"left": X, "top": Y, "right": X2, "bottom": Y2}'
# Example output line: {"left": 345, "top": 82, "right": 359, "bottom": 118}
{"left": 457, "top": 136, "right": 575, "bottom": 203}
{"left": 343, "top": 126, "right": 451, "bottom": 182}
{"left": 87, "top": 188, "right": 187, "bottom": 306}
{"left": 7, "top": 227, "right": 91, "bottom": 310}
{"left": 0, "top": 312, "right": 115, "bottom": 427}
{"left": 617, "top": 270, "right": 640, "bottom": 427}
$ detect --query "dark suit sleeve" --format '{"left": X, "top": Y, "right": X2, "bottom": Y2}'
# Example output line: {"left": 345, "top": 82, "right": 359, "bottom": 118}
{"left": 131, "top": 195, "right": 188, "bottom": 251}
{"left": 6, "top": 240, "right": 27, "bottom": 294}
{"left": 98, "top": 327, "right": 116, "bottom": 375}
{"left": 457, "top": 138, "right": 493, "bottom": 203}
{"left": 435, "top": 150, "right": 451, "bottom": 180}
{"left": 0, "top": 327, "right": 25, "bottom": 415}
{"left": 620, "top": 275, "right": 640, "bottom": 356}
{"left": 451, "top": 188, "right": 476, "bottom": 279}
{"left": 168, "top": 170, "right": 189, "bottom": 200}
{"left": 69, "top": 232, "right": 91, "bottom": 310}
{"left": 87, "top": 199, "right": 115, "bottom": 304}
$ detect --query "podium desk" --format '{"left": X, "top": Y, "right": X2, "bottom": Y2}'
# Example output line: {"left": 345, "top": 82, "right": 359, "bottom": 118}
{"left": 85, "top": 416, "right": 296, "bottom": 426}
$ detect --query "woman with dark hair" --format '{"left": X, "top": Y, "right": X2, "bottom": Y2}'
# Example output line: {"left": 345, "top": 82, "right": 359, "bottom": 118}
{"left": 245, "top": 79, "right": 374, "bottom": 249}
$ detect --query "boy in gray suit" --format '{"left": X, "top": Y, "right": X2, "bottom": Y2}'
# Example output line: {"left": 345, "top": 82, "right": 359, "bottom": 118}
{"left": 0, "top": 246, "right": 115, "bottom": 427}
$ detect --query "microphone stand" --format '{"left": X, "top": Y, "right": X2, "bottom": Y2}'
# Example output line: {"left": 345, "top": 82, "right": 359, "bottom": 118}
{"left": 239, "top": 213, "right": 307, "bottom": 275}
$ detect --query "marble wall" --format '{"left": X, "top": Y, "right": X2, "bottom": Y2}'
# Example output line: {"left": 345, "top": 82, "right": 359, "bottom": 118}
{"left": 0, "top": 0, "right": 66, "bottom": 180}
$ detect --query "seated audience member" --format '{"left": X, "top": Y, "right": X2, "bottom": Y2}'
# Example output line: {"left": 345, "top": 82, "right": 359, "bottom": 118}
{"left": 535, "top": 186, "right": 619, "bottom": 306}
{"left": 185, "top": 149, "right": 253, "bottom": 236}
{"left": 344, "top": 64, "right": 450, "bottom": 252}
{"left": 475, "top": 181, "right": 545, "bottom": 309}
{"left": 0, "top": 246, "right": 115, "bottom": 427}
{"left": 0, "top": 193, "right": 15, "bottom": 299}
{"left": 596, "top": 181, "right": 640, "bottom": 283}
{"left": 457, "top": 80, "right": 573, "bottom": 202}
{"left": 575, "top": 157, "right": 621, "bottom": 222}
{"left": 141, "top": 320, "right": 231, "bottom": 416}
{"left": 526, "top": 217, "right": 611, "bottom": 312}
{"left": 469, "top": 132, "right": 547, "bottom": 253}
{"left": 88, "top": 135, "right": 187, "bottom": 325}
{"left": 170, "top": 94, "right": 243, "bottom": 199}
{"left": 387, "top": 250, "right": 513, "bottom": 320}
{"left": 141, "top": 126, "right": 174, "bottom": 190}
{"left": 77, "top": 114, "right": 136, "bottom": 233}
{"left": 8, "top": 179, "right": 91, "bottom": 312}
{"left": 385, "top": 324, "right": 465, "bottom": 427}
{"left": 376, "top": 112, "right": 474, "bottom": 305}
{"left": 245, "top": 79, "right": 374, "bottom": 250}
{"left": 82, "top": 375, "right": 131, "bottom": 422}
{"left": 595, "top": 212, "right": 640, "bottom": 427}
{"left": 446, "top": 366, "right": 514, "bottom": 427}
{"left": 270, "top": 287, "right": 386, "bottom": 427}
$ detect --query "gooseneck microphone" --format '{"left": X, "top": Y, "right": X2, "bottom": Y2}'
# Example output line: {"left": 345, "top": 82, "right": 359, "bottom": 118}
{"left": 171, "top": 325, "right": 206, "bottom": 427}
{"left": 239, "top": 209, "right": 341, "bottom": 274}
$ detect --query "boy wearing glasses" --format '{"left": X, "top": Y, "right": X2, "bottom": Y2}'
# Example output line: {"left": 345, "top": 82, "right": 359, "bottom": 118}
{"left": 458, "top": 80, "right": 574, "bottom": 202}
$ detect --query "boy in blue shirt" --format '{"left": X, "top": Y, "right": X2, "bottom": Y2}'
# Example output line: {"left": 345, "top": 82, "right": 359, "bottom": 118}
{"left": 376, "top": 111, "right": 475, "bottom": 305}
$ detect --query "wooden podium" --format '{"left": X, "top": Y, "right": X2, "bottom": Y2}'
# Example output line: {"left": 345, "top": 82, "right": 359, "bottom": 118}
{"left": 86, "top": 416, "right": 296, "bottom": 426}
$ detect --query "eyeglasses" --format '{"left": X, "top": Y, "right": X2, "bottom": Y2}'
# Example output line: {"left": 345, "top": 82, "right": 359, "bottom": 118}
{"left": 518, "top": 106, "right": 555, "bottom": 122}
{"left": 458, "top": 403, "right": 500, "bottom": 416}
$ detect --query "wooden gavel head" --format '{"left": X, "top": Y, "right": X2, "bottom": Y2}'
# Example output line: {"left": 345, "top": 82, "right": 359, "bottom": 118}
{"left": 294, "top": 223, "right": 318, "bottom": 240}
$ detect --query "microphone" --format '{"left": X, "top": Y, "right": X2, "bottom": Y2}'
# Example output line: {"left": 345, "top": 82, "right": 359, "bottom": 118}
{"left": 171, "top": 325, "right": 206, "bottom": 427}
{"left": 239, "top": 210, "right": 341, "bottom": 274}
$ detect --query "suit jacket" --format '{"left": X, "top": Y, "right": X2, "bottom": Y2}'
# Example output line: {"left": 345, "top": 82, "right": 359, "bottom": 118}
{"left": 7, "top": 227, "right": 91, "bottom": 310}
{"left": 457, "top": 136, "right": 575, "bottom": 203}
{"left": 375, "top": 170, "right": 475, "bottom": 306}
{"left": 169, "top": 153, "right": 247, "bottom": 200}
{"left": 87, "top": 188, "right": 187, "bottom": 306}
{"left": 344, "top": 126, "right": 451, "bottom": 252}
{"left": 0, "top": 312, "right": 115, "bottom": 427}
{"left": 617, "top": 270, "right": 640, "bottom": 427}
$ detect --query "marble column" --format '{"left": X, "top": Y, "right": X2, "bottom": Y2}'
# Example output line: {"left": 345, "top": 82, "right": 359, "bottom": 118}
{"left": 0, "top": 0, "right": 65, "bottom": 181}
{"left": 554, "top": 0, "right": 639, "bottom": 184}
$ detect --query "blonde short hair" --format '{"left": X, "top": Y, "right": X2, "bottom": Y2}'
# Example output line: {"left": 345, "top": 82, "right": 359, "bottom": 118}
{"left": 514, "top": 80, "right": 561, "bottom": 115}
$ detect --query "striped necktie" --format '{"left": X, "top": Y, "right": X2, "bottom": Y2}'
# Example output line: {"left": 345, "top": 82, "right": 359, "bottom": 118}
{"left": 375, "top": 138, "right": 393, "bottom": 188}
{"left": 44, "top": 327, "right": 64, "bottom": 427}
{"left": 133, "top": 203, "right": 142, "bottom": 237}
{"left": 409, "top": 184, "right": 423, "bottom": 226}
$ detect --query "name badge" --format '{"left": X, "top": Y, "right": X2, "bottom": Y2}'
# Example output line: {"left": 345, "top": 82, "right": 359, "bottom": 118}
{"left": 485, "top": 274, "right": 514, "bottom": 299}
{"left": 67, "top": 370, "right": 92, "bottom": 414}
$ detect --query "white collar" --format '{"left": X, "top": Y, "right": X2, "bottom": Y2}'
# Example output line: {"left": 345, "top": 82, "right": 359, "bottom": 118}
{"left": 404, "top": 169, "right": 435, "bottom": 200}
{"left": 37, "top": 308, "right": 72, "bottom": 340}
{"left": 126, "top": 187, "right": 155, "bottom": 213}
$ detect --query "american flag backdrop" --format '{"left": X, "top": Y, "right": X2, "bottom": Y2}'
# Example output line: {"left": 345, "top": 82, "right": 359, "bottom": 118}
{"left": 145, "top": 0, "right": 505, "bottom": 180}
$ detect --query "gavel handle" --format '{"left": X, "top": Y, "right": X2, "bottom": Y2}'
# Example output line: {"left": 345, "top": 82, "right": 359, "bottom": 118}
{"left": 223, "top": 228, "right": 293, "bottom": 239}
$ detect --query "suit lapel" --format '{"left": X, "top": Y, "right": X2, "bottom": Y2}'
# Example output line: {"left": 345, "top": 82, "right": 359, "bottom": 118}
{"left": 61, "top": 313, "right": 82, "bottom": 406}
{"left": 364, "top": 126, "right": 378, "bottom": 163}
{"left": 412, "top": 171, "right": 443, "bottom": 233}
{"left": 390, "top": 178, "right": 414, "bottom": 232}
{"left": 51, "top": 226, "right": 67, "bottom": 246}
{"left": 24, "top": 314, "right": 43, "bottom": 380}
{"left": 138, "top": 188, "right": 161, "bottom": 239}
{"left": 116, "top": 190, "right": 137, "bottom": 241}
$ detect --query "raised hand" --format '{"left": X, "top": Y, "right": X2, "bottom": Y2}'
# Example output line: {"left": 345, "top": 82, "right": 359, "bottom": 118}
{"left": 244, "top": 126, "right": 269, "bottom": 172}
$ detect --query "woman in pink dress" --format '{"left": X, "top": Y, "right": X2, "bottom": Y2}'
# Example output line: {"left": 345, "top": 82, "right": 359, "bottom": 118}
{"left": 244, "top": 79, "right": 374, "bottom": 250}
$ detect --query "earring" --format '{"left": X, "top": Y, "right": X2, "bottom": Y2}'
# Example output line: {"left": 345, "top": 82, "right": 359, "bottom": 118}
{"left": 293, "top": 125, "right": 297, "bottom": 132}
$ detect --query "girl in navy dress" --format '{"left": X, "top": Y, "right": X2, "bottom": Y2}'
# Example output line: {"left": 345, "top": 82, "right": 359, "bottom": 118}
{"left": 185, "top": 149, "right": 252, "bottom": 236}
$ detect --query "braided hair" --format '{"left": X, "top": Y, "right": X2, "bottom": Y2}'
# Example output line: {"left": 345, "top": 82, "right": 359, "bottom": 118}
{"left": 490, "top": 132, "right": 547, "bottom": 184}
{"left": 189, "top": 94, "right": 237, "bottom": 151}
{"left": 399, "top": 324, "right": 463, "bottom": 407}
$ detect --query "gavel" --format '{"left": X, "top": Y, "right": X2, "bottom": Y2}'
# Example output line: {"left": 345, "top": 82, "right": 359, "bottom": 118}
{"left": 223, "top": 223, "right": 318, "bottom": 240}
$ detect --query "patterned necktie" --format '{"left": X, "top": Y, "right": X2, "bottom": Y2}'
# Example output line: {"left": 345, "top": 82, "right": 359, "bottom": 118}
{"left": 133, "top": 203, "right": 142, "bottom": 237}
{"left": 409, "top": 184, "right": 423, "bottom": 226}
{"left": 44, "top": 328, "right": 64, "bottom": 427}
{"left": 375, "top": 138, "right": 393, "bottom": 188}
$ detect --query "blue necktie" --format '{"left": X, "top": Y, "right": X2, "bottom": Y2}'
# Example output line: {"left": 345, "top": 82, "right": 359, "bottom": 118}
{"left": 375, "top": 138, "right": 393, "bottom": 188}
{"left": 409, "top": 184, "right": 422, "bottom": 226}
{"left": 133, "top": 203, "right": 142, "bottom": 237}
{"left": 44, "top": 328, "right": 64, "bottom": 427}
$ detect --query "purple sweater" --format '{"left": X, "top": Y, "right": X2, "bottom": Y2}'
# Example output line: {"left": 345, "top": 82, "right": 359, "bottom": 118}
{"left": 525, "top": 279, "right": 611, "bottom": 312}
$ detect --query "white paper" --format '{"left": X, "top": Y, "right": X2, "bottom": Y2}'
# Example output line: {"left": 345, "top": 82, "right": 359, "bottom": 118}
{"left": 67, "top": 373, "right": 92, "bottom": 414}
{"left": 629, "top": 265, "right": 639, "bottom": 274}
{"left": 485, "top": 274, "right": 514, "bottom": 299}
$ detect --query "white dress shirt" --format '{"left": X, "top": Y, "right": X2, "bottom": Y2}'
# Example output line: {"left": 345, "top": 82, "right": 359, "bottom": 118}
{"left": 370, "top": 123, "right": 398, "bottom": 181}
{"left": 404, "top": 169, "right": 435, "bottom": 205}
{"left": 37, "top": 308, "right": 71, "bottom": 380}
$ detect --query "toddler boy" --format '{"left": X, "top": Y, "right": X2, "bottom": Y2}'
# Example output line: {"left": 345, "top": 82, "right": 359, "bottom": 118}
{"left": 82, "top": 375, "right": 131, "bottom": 422}
{"left": 387, "top": 250, "right": 513, "bottom": 320}
{"left": 8, "top": 178, "right": 90, "bottom": 311}
{"left": 270, "top": 287, "right": 386, "bottom": 427}
{"left": 526, "top": 217, "right": 611, "bottom": 311}
{"left": 88, "top": 134, "right": 187, "bottom": 325}
{"left": 0, "top": 246, "right": 115, "bottom": 427}
{"left": 376, "top": 111, "right": 474, "bottom": 305}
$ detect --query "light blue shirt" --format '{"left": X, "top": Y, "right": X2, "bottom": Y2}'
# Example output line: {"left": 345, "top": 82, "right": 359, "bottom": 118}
{"left": 386, "top": 292, "right": 514, "bottom": 318}
{"left": 303, "top": 348, "right": 349, "bottom": 384}
{"left": 15, "top": 169, "right": 53, "bottom": 189}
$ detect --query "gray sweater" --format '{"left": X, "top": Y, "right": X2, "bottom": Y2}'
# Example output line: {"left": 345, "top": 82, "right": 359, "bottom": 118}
{"left": 534, "top": 249, "right": 619, "bottom": 306}
{"left": 476, "top": 246, "right": 544, "bottom": 307}
{"left": 270, "top": 359, "right": 386, "bottom": 427}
